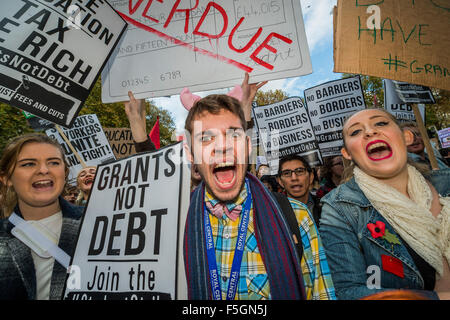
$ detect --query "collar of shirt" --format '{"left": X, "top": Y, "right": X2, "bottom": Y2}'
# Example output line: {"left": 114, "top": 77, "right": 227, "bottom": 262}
{"left": 205, "top": 183, "right": 248, "bottom": 220}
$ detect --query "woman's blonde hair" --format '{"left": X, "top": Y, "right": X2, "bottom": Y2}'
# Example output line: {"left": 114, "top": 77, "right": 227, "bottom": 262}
{"left": 75, "top": 166, "right": 97, "bottom": 206}
{"left": 0, "top": 133, "right": 69, "bottom": 218}
{"left": 340, "top": 108, "right": 429, "bottom": 182}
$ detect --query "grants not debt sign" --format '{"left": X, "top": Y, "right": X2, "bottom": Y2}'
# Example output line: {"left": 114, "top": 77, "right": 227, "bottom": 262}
{"left": 102, "top": 0, "right": 312, "bottom": 102}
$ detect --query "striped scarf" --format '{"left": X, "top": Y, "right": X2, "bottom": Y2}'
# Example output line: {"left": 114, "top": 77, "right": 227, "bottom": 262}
{"left": 183, "top": 173, "right": 306, "bottom": 300}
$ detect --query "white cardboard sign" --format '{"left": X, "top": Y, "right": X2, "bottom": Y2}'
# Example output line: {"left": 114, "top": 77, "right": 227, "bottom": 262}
{"left": 0, "top": 0, "right": 127, "bottom": 127}
{"left": 63, "top": 142, "right": 189, "bottom": 300}
{"left": 304, "top": 76, "right": 366, "bottom": 158}
{"left": 101, "top": 0, "right": 312, "bottom": 102}
{"left": 252, "top": 96, "right": 322, "bottom": 169}
{"left": 45, "top": 114, "right": 116, "bottom": 185}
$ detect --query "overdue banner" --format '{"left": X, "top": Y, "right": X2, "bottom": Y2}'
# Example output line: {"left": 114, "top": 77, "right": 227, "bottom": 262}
{"left": 104, "top": 128, "right": 136, "bottom": 159}
{"left": 63, "top": 142, "right": 188, "bottom": 300}
{"left": 383, "top": 79, "right": 425, "bottom": 123}
{"left": 46, "top": 114, "right": 115, "bottom": 185}
{"left": 438, "top": 128, "right": 450, "bottom": 149}
{"left": 101, "top": 0, "right": 312, "bottom": 102}
{"left": 304, "top": 76, "right": 366, "bottom": 158}
{"left": 252, "top": 97, "right": 322, "bottom": 168}
{"left": 334, "top": 0, "right": 450, "bottom": 91}
{"left": 0, "top": 0, "right": 127, "bottom": 127}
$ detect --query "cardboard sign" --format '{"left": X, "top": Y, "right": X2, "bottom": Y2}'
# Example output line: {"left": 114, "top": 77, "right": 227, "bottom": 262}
{"left": 304, "top": 77, "right": 366, "bottom": 158}
{"left": 63, "top": 142, "right": 189, "bottom": 300}
{"left": 101, "top": 0, "right": 312, "bottom": 102}
{"left": 438, "top": 127, "right": 450, "bottom": 149}
{"left": 0, "top": 0, "right": 127, "bottom": 127}
{"left": 252, "top": 97, "right": 322, "bottom": 169}
{"left": 46, "top": 114, "right": 115, "bottom": 185}
{"left": 334, "top": 0, "right": 450, "bottom": 91}
{"left": 384, "top": 79, "right": 426, "bottom": 123}
{"left": 104, "top": 128, "right": 136, "bottom": 159}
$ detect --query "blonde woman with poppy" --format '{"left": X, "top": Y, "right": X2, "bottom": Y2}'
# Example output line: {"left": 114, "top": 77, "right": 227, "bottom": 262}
{"left": 319, "top": 108, "right": 450, "bottom": 300}
{"left": 0, "top": 133, "right": 83, "bottom": 299}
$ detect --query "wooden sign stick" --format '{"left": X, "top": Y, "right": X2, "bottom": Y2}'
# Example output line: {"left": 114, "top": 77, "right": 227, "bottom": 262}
{"left": 411, "top": 104, "right": 439, "bottom": 170}
{"left": 55, "top": 125, "right": 87, "bottom": 168}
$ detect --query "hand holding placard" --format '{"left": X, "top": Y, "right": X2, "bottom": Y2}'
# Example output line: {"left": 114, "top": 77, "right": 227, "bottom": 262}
{"left": 124, "top": 91, "right": 147, "bottom": 143}
{"left": 241, "top": 72, "right": 267, "bottom": 122}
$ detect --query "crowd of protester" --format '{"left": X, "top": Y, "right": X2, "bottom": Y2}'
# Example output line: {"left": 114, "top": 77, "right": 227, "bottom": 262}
{"left": 0, "top": 73, "right": 449, "bottom": 300}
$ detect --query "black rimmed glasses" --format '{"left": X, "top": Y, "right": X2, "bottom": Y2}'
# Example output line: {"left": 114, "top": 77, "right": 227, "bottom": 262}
{"left": 280, "top": 167, "right": 309, "bottom": 178}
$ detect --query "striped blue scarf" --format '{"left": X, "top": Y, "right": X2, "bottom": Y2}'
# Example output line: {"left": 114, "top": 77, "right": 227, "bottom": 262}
{"left": 183, "top": 173, "right": 306, "bottom": 300}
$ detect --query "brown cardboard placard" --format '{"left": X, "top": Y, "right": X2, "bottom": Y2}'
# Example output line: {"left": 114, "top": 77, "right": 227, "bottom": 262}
{"left": 103, "top": 128, "right": 136, "bottom": 159}
{"left": 334, "top": 0, "right": 450, "bottom": 91}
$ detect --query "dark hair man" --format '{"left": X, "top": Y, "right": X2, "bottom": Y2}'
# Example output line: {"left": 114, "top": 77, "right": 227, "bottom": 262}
{"left": 183, "top": 84, "right": 335, "bottom": 300}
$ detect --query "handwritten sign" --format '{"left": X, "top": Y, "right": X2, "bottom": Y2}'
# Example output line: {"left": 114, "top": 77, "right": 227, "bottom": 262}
{"left": 46, "top": 114, "right": 115, "bottom": 185}
{"left": 252, "top": 97, "right": 322, "bottom": 169}
{"left": 0, "top": 0, "right": 126, "bottom": 127}
{"left": 304, "top": 77, "right": 366, "bottom": 158}
{"left": 101, "top": 0, "right": 312, "bottom": 102}
{"left": 104, "top": 128, "right": 136, "bottom": 159}
{"left": 334, "top": 0, "right": 450, "bottom": 91}
{"left": 63, "top": 142, "right": 189, "bottom": 300}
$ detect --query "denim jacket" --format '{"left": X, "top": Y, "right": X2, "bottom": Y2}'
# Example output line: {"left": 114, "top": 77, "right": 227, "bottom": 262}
{"left": 0, "top": 198, "right": 83, "bottom": 300}
{"left": 319, "top": 168, "right": 450, "bottom": 300}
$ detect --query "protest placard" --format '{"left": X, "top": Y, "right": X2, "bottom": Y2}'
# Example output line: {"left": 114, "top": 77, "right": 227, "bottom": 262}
{"left": 438, "top": 128, "right": 450, "bottom": 149}
{"left": 101, "top": 0, "right": 312, "bottom": 102}
{"left": 0, "top": 0, "right": 127, "bottom": 127}
{"left": 104, "top": 128, "right": 136, "bottom": 159}
{"left": 304, "top": 76, "right": 366, "bottom": 158}
{"left": 334, "top": 0, "right": 450, "bottom": 91}
{"left": 46, "top": 114, "right": 115, "bottom": 185}
{"left": 63, "top": 142, "right": 189, "bottom": 300}
{"left": 383, "top": 79, "right": 426, "bottom": 123}
{"left": 252, "top": 97, "right": 322, "bottom": 171}
{"left": 391, "top": 81, "right": 435, "bottom": 105}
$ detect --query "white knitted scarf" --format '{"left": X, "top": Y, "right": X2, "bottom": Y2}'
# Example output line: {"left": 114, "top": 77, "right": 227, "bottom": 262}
{"left": 354, "top": 165, "right": 450, "bottom": 279}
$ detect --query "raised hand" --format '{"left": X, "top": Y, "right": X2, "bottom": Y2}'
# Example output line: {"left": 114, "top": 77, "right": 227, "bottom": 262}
{"left": 240, "top": 72, "right": 268, "bottom": 121}
{"left": 124, "top": 91, "right": 148, "bottom": 143}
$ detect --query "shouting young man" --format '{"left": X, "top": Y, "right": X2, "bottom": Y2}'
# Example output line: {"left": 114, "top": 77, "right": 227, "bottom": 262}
{"left": 183, "top": 93, "right": 335, "bottom": 300}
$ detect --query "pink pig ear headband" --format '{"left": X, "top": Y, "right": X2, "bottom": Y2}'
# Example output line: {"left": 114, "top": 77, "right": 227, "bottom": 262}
{"left": 179, "top": 85, "right": 243, "bottom": 111}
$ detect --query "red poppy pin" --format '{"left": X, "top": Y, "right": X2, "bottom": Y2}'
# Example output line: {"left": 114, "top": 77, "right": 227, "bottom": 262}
{"left": 367, "top": 221, "right": 401, "bottom": 245}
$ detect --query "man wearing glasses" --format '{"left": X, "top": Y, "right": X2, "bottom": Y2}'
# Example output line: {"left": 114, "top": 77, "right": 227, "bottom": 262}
{"left": 277, "top": 155, "right": 321, "bottom": 226}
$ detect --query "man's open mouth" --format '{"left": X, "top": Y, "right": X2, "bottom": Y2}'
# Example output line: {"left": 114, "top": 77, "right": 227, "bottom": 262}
{"left": 366, "top": 140, "right": 393, "bottom": 161}
{"left": 212, "top": 162, "right": 236, "bottom": 189}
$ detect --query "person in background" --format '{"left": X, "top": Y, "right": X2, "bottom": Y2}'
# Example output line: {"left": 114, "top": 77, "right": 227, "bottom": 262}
{"left": 277, "top": 155, "right": 322, "bottom": 226}
{"left": 0, "top": 133, "right": 83, "bottom": 299}
{"left": 319, "top": 108, "right": 450, "bottom": 300}
{"left": 62, "top": 185, "right": 79, "bottom": 205}
{"left": 259, "top": 175, "right": 279, "bottom": 192}
{"left": 75, "top": 166, "right": 96, "bottom": 206}
{"left": 316, "top": 156, "right": 343, "bottom": 200}
{"left": 256, "top": 164, "right": 270, "bottom": 179}
{"left": 400, "top": 122, "right": 448, "bottom": 170}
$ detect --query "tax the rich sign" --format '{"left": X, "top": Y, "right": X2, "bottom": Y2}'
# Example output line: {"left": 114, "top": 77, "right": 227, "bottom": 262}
{"left": 101, "top": 0, "right": 312, "bottom": 102}
{"left": 63, "top": 142, "right": 189, "bottom": 300}
{"left": 0, "top": 0, "right": 126, "bottom": 127}
{"left": 304, "top": 77, "right": 366, "bottom": 158}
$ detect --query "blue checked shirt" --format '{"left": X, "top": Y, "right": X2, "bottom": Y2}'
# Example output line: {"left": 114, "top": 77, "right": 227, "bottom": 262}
{"left": 205, "top": 185, "right": 336, "bottom": 300}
